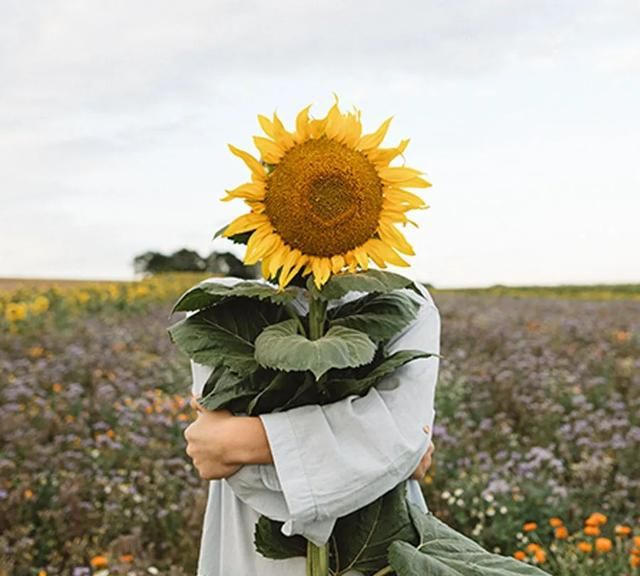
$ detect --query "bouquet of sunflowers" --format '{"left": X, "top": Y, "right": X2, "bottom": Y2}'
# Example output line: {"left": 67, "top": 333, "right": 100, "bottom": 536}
{"left": 168, "top": 99, "right": 549, "bottom": 576}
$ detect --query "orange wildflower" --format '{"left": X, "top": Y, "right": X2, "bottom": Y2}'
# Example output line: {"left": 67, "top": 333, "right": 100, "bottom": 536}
{"left": 634, "top": 536, "right": 640, "bottom": 547}
{"left": 514, "top": 551, "right": 526, "bottom": 561}
{"left": 595, "top": 537, "right": 613, "bottom": 553}
{"left": 38, "top": 571, "right": 47, "bottom": 576}
{"left": 578, "top": 542, "right": 593, "bottom": 553}
{"left": 631, "top": 555, "right": 640, "bottom": 568}
{"left": 119, "top": 554, "right": 134, "bottom": 563}
{"left": 90, "top": 555, "right": 108, "bottom": 568}
{"left": 526, "top": 543, "right": 542, "bottom": 554}
{"left": 585, "top": 512, "right": 607, "bottom": 526}
{"left": 523, "top": 522, "right": 538, "bottom": 532}
{"left": 584, "top": 525, "right": 601, "bottom": 536}
{"left": 52, "top": 383, "right": 63, "bottom": 394}
{"left": 615, "top": 524, "right": 632, "bottom": 536}
{"left": 549, "top": 517, "right": 563, "bottom": 528}
{"left": 23, "top": 488, "right": 34, "bottom": 500}
{"left": 533, "top": 549, "right": 546, "bottom": 564}
{"left": 555, "top": 526, "right": 569, "bottom": 540}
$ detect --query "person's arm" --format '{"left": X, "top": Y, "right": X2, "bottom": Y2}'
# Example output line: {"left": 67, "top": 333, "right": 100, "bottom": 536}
{"left": 225, "top": 285, "right": 440, "bottom": 544}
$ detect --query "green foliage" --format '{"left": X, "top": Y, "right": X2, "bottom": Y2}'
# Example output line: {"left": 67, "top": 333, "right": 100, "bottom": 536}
{"left": 328, "top": 292, "right": 420, "bottom": 343}
{"left": 388, "top": 506, "right": 549, "bottom": 576}
{"left": 322, "top": 349, "right": 434, "bottom": 401}
{"left": 167, "top": 297, "right": 286, "bottom": 377}
{"left": 330, "top": 484, "right": 419, "bottom": 575}
{"left": 254, "top": 319, "right": 377, "bottom": 379}
{"left": 134, "top": 247, "right": 257, "bottom": 278}
{"left": 311, "top": 270, "right": 422, "bottom": 301}
{"left": 254, "top": 517, "right": 307, "bottom": 560}
{"left": 171, "top": 279, "right": 300, "bottom": 313}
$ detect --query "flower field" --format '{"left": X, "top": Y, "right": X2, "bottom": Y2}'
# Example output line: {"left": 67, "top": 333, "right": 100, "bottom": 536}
{"left": 1, "top": 274, "right": 638, "bottom": 575}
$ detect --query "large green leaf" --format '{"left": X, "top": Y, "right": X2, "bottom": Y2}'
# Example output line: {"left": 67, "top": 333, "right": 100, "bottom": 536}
{"left": 330, "top": 484, "right": 418, "bottom": 576}
{"left": 167, "top": 298, "right": 286, "bottom": 376}
{"left": 172, "top": 279, "right": 299, "bottom": 313}
{"left": 246, "top": 370, "right": 307, "bottom": 415}
{"left": 324, "top": 349, "right": 434, "bottom": 401}
{"left": 328, "top": 292, "right": 420, "bottom": 343}
{"left": 254, "top": 516, "right": 307, "bottom": 560}
{"left": 198, "top": 367, "right": 272, "bottom": 412}
{"left": 311, "top": 270, "right": 422, "bottom": 301}
{"left": 388, "top": 506, "right": 550, "bottom": 576}
{"left": 254, "top": 319, "right": 377, "bottom": 379}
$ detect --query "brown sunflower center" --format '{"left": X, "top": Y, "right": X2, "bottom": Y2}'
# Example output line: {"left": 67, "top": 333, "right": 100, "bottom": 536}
{"left": 264, "top": 137, "right": 383, "bottom": 256}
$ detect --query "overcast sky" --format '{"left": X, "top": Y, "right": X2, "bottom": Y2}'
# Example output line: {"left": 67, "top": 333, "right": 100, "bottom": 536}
{"left": 1, "top": 0, "right": 638, "bottom": 287}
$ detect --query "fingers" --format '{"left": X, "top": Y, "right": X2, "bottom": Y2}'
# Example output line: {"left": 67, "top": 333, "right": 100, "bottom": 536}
{"left": 190, "top": 395, "right": 204, "bottom": 412}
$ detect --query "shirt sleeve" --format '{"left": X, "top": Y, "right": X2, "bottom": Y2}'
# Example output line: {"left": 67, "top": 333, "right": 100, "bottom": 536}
{"left": 226, "top": 284, "right": 441, "bottom": 545}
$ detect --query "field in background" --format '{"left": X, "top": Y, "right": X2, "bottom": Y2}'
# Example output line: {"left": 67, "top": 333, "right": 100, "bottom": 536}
{"left": 1, "top": 274, "right": 639, "bottom": 575}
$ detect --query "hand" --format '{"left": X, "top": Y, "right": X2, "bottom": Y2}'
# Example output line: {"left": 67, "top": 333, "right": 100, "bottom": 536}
{"left": 183, "top": 399, "right": 242, "bottom": 481}
{"left": 411, "top": 425, "right": 435, "bottom": 481}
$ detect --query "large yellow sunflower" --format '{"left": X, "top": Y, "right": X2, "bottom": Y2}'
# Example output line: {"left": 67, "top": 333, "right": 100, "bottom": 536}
{"left": 221, "top": 98, "right": 431, "bottom": 288}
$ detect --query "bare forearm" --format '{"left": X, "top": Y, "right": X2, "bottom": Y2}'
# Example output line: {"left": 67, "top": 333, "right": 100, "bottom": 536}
{"left": 223, "top": 416, "right": 273, "bottom": 465}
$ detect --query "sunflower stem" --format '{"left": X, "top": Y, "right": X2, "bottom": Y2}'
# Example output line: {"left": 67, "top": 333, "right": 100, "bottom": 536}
{"left": 308, "top": 293, "right": 327, "bottom": 341}
{"left": 306, "top": 292, "right": 330, "bottom": 576}
{"left": 307, "top": 540, "right": 329, "bottom": 576}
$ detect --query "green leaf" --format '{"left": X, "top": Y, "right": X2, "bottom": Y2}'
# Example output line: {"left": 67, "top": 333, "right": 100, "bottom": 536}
{"left": 254, "top": 319, "right": 377, "bottom": 379}
{"left": 254, "top": 516, "right": 307, "bottom": 560}
{"left": 171, "top": 279, "right": 299, "bottom": 313}
{"left": 246, "top": 370, "right": 306, "bottom": 415}
{"left": 328, "top": 292, "right": 420, "bottom": 343}
{"left": 312, "top": 270, "right": 423, "bottom": 301}
{"left": 388, "top": 506, "right": 551, "bottom": 576}
{"left": 330, "top": 484, "right": 418, "bottom": 576}
{"left": 167, "top": 298, "right": 286, "bottom": 376}
{"left": 324, "top": 349, "right": 434, "bottom": 401}
{"left": 198, "top": 367, "right": 271, "bottom": 412}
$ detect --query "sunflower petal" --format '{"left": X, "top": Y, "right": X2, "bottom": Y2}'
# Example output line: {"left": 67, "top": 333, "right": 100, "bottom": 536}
{"left": 268, "top": 242, "right": 290, "bottom": 277}
{"left": 359, "top": 117, "right": 393, "bottom": 150}
{"left": 353, "top": 247, "right": 370, "bottom": 270}
{"left": 294, "top": 104, "right": 312, "bottom": 143}
{"left": 400, "top": 176, "right": 432, "bottom": 189}
{"left": 272, "top": 113, "right": 295, "bottom": 149}
{"left": 244, "top": 227, "right": 279, "bottom": 265}
{"left": 228, "top": 144, "right": 266, "bottom": 180}
{"left": 221, "top": 182, "right": 266, "bottom": 202}
{"left": 385, "top": 187, "right": 427, "bottom": 209}
{"left": 223, "top": 212, "right": 269, "bottom": 237}
{"left": 253, "top": 136, "right": 285, "bottom": 163}
{"left": 325, "top": 99, "right": 347, "bottom": 142}
{"left": 258, "top": 115, "right": 274, "bottom": 138}
{"left": 378, "top": 221, "right": 415, "bottom": 255}
{"left": 330, "top": 254, "right": 345, "bottom": 274}
{"left": 261, "top": 257, "right": 271, "bottom": 280}
{"left": 342, "top": 112, "right": 362, "bottom": 148}
{"left": 378, "top": 166, "right": 423, "bottom": 184}
{"left": 365, "top": 139, "right": 410, "bottom": 166}
{"left": 366, "top": 238, "right": 409, "bottom": 267}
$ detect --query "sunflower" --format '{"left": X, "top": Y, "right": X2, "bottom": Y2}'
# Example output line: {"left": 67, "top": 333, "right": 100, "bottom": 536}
{"left": 221, "top": 98, "right": 431, "bottom": 288}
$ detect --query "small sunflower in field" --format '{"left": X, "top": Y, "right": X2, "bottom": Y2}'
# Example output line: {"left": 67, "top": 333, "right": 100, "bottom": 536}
{"left": 221, "top": 98, "right": 430, "bottom": 288}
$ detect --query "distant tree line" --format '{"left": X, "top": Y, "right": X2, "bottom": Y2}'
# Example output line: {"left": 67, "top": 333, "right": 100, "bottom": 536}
{"left": 133, "top": 249, "right": 258, "bottom": 279}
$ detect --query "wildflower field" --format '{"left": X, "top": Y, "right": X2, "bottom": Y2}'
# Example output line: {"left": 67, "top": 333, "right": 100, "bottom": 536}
{"left": 1, "top": 274, "right": 638, "bottom": 575}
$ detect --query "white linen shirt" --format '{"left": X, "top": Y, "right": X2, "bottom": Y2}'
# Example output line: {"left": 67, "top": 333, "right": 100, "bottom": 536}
{"left": 188, "top": 276, "right": 441, "bottom": 576}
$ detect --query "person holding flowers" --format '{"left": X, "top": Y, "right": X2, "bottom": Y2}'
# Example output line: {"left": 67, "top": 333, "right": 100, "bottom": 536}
{"left": 172, "top": 98, "right": 549, "bottom": 576}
